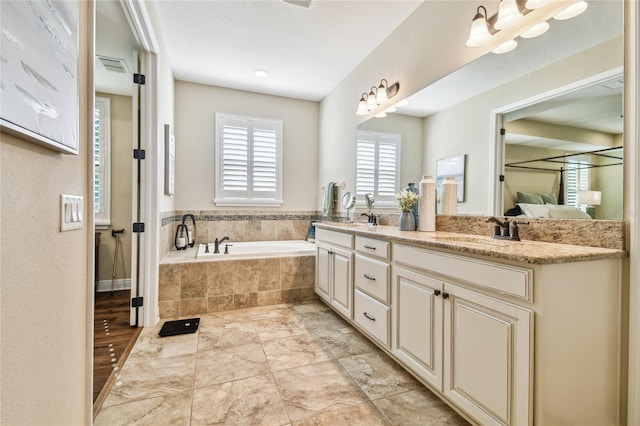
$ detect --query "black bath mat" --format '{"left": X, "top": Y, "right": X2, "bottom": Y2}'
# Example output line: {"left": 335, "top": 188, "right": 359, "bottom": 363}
{"left": 159, "top": 318, "right": 200, "bottom": 337}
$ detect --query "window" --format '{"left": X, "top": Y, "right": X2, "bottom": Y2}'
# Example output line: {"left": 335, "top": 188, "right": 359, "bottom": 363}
{"left": 355, "top": 131, "right": 401, "bottom": 206}
{"left": 565, "top": 155, "right": 591, "bottom": 209}
{"left": 215, "top": 113, "right": 283, "bottom": 206}
{"left": 94, "top": 97, "right": 111, "bottom": 228}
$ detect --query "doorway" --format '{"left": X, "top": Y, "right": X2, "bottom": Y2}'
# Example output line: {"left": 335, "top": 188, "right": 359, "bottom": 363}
{"left": 92, "top": 0, "right": 143, "bottom": 414}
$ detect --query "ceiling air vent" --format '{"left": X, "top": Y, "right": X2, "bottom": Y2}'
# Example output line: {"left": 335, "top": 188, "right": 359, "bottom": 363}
{"left": 98, "top": 56, "right": 130, "bottom": 74}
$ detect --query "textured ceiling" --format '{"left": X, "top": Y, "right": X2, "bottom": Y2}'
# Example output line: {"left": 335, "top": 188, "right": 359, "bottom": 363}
{"left": 153, "top": 0, "right": 423, "bottom": 101}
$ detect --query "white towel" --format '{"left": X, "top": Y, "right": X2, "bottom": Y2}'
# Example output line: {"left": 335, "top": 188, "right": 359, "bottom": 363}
{"left": 322, "top": 182, "right": 336, "bottom": 216}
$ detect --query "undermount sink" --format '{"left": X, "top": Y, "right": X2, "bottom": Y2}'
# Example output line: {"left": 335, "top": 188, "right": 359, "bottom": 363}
{"left": 431, "top": 236, "right": 516, "bottom": 246}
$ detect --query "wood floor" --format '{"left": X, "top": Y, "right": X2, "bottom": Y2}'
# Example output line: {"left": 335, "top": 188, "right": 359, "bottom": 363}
{"left": 93, "top": 290, "right": 141, "bottom": 417}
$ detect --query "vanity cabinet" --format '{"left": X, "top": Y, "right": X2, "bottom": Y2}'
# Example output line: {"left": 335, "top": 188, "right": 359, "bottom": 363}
{"left": 392, "top": 260, "right": 532, "bottom": 426}
{"left": 315, "top": 229, "right": 354, "bottom": 319}
{"left": 314, "top": 225, "right": 623, "bottom": 426}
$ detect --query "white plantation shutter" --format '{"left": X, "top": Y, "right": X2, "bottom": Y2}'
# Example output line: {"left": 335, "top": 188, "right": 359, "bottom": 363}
{"left": 94, "top": 97, "right": 111, "bottom": 227}
{"left": 215, "top": 114, "right": 283, "bottom": 206}
{"left": 566, "top": 155, "right": 590, "bottom": 208}
{"left": 356, "top": 131, "right": 401, "bottom": 205}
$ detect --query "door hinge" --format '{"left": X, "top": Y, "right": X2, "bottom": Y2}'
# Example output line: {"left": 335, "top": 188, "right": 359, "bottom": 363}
{"left": 499, "top": 174, "right": 505, "bottom": 182}
{"left": 133, "top": 222, "right": 145, "bottom": 233}
{"left": 131, "top": 297, "right": 144, "bottom": 308}
{"left": 133, "top": 73, "right": 146, "bottom": 85}
{"left": 133, "top": 149, "right": 146, "bottom": 160}
{"left": 500, "top": 128, "right": 506, "bottom": 135}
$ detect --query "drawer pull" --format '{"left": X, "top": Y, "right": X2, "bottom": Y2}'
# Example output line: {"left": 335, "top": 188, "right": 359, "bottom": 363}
{"left": 434, "top": 289, "right": 441, "bottom": 296}
{"left": 363, "top": 312, "right": 376, "bottom": 322}
{"left": 364, "top": 245, "right": 377, "bottom": 250}
{"left": 363, "top": 274, "right": 376, "bottom": 281}
{"left": 443, "top": 292, "right": 450, "bottom": 300}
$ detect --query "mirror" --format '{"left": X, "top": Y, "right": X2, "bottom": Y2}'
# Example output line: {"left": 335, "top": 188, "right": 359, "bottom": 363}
{"left": 501, "top": 75, "right": 623, "bottom": 220}
{"left": 365, "top": 193, "right": 375, "bottom": 211}
{"left": 342, "top": 191, "right": 356, "bottom": 221}
{"left": 356, "top": 0, "right": 623, "bottom": 220}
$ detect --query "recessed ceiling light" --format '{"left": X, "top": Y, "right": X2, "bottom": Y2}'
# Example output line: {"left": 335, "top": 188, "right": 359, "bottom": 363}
{"left": 254, "top": 69, "right": 269, "bottom": 78}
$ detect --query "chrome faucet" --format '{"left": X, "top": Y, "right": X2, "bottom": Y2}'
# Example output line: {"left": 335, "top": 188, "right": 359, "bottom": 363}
{"left": 214, "top": 236, "right": 230, "bottom": 254}
{"left": 486, "top": 217, "right": 528, "bottom": 241}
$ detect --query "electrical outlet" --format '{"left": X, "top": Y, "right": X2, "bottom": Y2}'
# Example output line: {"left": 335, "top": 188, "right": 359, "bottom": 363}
{"left": 61, "top": 194, "right": 83, "bottom": 231}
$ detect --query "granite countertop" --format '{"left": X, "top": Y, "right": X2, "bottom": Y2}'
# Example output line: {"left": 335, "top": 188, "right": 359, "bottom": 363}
{"left": 314, "top": 222, "right": 627, "bottom": 265}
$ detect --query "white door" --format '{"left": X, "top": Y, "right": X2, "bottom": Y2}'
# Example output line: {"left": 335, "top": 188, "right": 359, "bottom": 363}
{"left": 443, "top": 284, "right": 532, "bottom": 426}
{"left": 392, "top": 267, "right": 443, "bottom": 391}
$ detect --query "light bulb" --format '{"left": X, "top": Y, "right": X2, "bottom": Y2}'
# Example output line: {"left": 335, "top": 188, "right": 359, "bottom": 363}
{"left": 356, "top": 98, "right": 368, "bottom": 116}
{"left": 366, "top": 88, "right": 377, "bottom": 110}
{"left": 376, "top": 83, "right": 388, "bottom": 104}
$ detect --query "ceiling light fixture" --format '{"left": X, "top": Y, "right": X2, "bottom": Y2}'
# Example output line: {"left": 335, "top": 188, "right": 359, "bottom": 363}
{"left": 254, "top": 69, "right": 269, "bottom": 78}
{"left": 355, "top": 79, "right": 401, "bottom": 116}
{"left": 466, "top": 0, "right": 588, "bottom": 54}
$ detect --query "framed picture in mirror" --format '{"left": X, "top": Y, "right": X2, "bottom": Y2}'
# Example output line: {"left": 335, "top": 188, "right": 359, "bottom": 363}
{"left": 436, "top": 154, "right": 466, "bottom": 202}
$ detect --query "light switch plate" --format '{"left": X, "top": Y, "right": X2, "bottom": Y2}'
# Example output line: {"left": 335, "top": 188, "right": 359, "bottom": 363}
{"left": 61, "top": 194, "right": 83, "bottom": 231}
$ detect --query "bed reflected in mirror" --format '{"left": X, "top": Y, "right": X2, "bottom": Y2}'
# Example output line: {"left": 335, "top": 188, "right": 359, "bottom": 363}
{"left": 501, "top": 74, "right": 623, "bottom": 220}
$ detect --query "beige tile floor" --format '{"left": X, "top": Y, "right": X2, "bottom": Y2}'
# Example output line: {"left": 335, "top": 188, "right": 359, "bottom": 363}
{"left": 95, "top": 301, "right": 470, "bottom": 426}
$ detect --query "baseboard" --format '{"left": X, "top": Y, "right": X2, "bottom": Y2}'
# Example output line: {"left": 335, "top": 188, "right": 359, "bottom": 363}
{"left": 96, "top": 278, "right": 131, "bottom": 293}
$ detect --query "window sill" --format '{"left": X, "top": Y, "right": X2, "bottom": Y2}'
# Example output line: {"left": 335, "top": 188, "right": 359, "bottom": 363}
{"left": 95, "top": 222, "right": 111, "bottom": 230}
{"left": 214, "top": 199, "right": 284, "bottom": 208}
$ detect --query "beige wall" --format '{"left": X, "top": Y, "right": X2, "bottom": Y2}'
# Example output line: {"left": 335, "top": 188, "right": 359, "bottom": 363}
{"left": 174, "top": 81, "right": 319, "bottom": 211}
{"left": 422, "top": 37, "right": 623, "bottom": 215}
{"left": 96, "top": 93, "right": 133, "bottom": 283}
{"left": 318, "top": 2, "right": 513, "bottom": 213}
{"left": 0, "top": 2, "right": 92, "bottom": 424}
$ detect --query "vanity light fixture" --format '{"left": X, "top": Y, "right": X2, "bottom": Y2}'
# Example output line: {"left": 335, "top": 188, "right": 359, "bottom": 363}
{"left": 376, "top": 79, "right": 390, "bottom": 104}
{"left": 494, "top": 0, "right": 524, "bottom": 30}
{"left": 366, "top": 86, "right": 378, "bottom": 110}
{"left": 355, "top": 79, "right": 401, "bottom": 116}
{"left": 466, "top": 0, "right": 588, "bottom": 54}
{"left": 553, "top": 0, "right": 588, "bottom": 20}
{"left": 356, "top": 93, "right": 369, "bottom": 115}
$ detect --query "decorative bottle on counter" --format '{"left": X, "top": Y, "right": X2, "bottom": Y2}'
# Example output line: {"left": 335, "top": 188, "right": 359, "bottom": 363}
{"left": 441, "top": 176, "right": 458, "bottom": 215}
{"left": 405, "top": 183, "right": 419, "bottom": 230}
{"left": 418, "top": 175, "right": 436, "bottom": 232}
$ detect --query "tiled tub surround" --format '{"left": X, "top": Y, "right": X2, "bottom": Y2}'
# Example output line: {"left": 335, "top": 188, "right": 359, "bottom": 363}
{"left": 159, "top": 250, "right": 316, "bottom": 318}
{"left": 160, "top": 210, "right": 320, "bottom": 258}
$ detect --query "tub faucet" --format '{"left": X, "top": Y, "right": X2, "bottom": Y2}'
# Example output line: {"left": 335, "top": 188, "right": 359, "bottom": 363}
{"left": 214, "top": 236, "right": 230, "bottom": 254}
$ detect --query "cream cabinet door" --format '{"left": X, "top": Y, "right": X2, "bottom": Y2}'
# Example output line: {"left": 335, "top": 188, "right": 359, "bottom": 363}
{"left": 315, "top": 243, "right": 331, "bottom": 302}
{"left": 330, "top": 246, "right": 353, "bottom": 319}
{"left": 443, "top": 284, "right": 532, "bottom": 426}
{"left": 392, "top": 267, "right": 443, "bottom": 391}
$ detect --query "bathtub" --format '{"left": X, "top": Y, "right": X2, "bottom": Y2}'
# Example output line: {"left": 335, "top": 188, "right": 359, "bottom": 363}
{"left": 196, "top": 240, "right": 315, "bottom": 259}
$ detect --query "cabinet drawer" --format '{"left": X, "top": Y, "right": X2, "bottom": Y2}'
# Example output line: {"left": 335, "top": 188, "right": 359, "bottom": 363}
{"left": 355, "top": 236, "right": 390, "bottom": 261}
{"left": 394, "top": 243, "right": 532, "bottom": 301}
{"left": 316, "top": 228, "right": 354, "bottom": 249}
{"left": 354, "top": 289, "right": 390, "bottom": 347}
{"left": 355, "top": 254, "right": 390, "bottom": 304}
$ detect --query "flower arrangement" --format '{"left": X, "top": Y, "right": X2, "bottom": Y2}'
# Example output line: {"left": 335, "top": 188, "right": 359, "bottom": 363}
{"left": 396, "top": 189, "right": 419, "bottom": 212}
